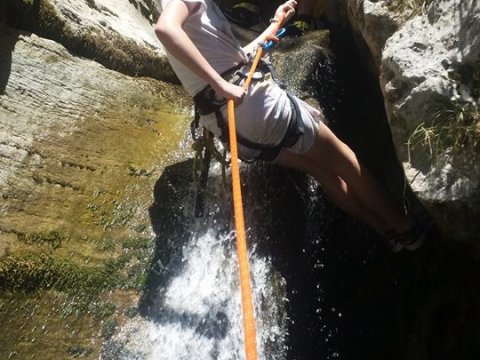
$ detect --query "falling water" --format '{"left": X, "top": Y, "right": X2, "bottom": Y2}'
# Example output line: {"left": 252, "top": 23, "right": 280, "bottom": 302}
{"left": 101, "top": 162, "right": 290, "bottom": 360}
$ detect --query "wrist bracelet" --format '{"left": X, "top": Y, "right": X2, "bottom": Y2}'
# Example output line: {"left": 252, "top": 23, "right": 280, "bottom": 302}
{"left": 269, "top": 18, "right": 279, "bottom": 23}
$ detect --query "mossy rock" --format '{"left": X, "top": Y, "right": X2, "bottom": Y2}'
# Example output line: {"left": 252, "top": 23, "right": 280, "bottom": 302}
{"left": 0, "top": 253, "right": 119, "bottom": 294}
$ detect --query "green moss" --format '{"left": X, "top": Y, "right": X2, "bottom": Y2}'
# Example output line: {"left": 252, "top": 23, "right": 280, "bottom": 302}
{"left": 101, "top": 318, "right": 117, "bottom": 339}
{"left": 0, "top": 253, "right": 120, "bottom": 294}
{"left": 67, "top": 345, "right": 94, "bottom": 358}
{"left": 132, "top": 223, "right": 148, "bottom": 233}
{"left": 97, "top": 238, "right": 117, "bottom": 252}
{"left": 16, "top": 230, "right": 67, "bottom": 249}
{"left": 0, "top": 235, "right": 153, "bottom": 321}
{"left": 37, "top": 0, "right": 65, "bottom": 34}
{"left": 91, "top": 301, "right": 117, "bottom": 319}
{"left": 0, "top": 291, "right": 105, "bottom": 359}
{"left": 125, "top": 305, "right": 139, "bottom": 318}
{"left": 122, "top": 237, "right": 153, "bottom": 250}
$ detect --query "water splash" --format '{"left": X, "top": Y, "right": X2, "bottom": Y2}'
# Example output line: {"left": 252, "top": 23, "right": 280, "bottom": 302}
{"left": 102, "top": 164, "right": 288, "bottom": 360}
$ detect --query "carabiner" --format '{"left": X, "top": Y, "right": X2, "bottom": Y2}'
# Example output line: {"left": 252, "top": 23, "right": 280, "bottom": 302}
{"left": 262, "top": 27, "right": 287, "bottom": 51}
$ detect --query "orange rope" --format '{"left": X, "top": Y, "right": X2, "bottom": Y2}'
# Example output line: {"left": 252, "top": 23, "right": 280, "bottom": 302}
{"left": 227, "top": 100, "right": 257, "bottom": 360}
{"left": 243, "top": 17, "right": 284, "bottom": 90}
{"left": 227, "top": 12, "right": 286, "bottom": 360}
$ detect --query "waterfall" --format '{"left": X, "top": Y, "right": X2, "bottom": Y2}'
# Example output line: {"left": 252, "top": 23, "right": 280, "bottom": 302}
{"left": 101, "top": 162, "right": 290, "bottom": 360}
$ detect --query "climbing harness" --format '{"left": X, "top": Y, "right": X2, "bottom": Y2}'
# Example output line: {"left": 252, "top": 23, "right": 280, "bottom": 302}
{"left": 193, "top": 29, "right": 303, "bottom": 162}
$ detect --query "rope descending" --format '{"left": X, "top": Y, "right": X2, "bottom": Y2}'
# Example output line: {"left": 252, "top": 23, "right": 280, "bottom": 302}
{"left": 227, "top": 12, "right": 286, "bottom": 360}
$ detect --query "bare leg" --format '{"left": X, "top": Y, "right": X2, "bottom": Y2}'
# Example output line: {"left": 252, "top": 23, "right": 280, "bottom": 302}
{"left": 275, "top": 122, "right": 410, "bottom": 235}
{"left": 277, "top": 149, "right": 389, "bottom": 233}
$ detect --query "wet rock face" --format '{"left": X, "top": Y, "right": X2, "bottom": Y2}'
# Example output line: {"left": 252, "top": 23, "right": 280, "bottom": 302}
{"left": 0, "top": 18, "right": 190, "bottom": 357}
{"left": 347, "top": 0, "right": 480, "bottom": 244}
{"left": 272, "top": 30, "right": 336, "bottom": 121}
{"left": 0, "top": 23, "right": 190, "bottom": 246}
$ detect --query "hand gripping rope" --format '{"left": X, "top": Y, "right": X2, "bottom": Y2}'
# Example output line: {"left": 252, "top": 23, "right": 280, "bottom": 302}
{"left": 226, "top": 13, "right": 286, "bottom": 360}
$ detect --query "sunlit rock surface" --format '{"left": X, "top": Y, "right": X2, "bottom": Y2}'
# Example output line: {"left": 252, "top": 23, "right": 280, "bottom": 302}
{"left": 1, "top": 0, "right": 174, "bottom": 81}
{"left": 0, "top": 23, "right": 190, "bottom": 245}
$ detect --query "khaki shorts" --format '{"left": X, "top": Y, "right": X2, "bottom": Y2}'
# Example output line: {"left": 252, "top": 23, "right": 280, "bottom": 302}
{"left": 200, "top": 80, "right": 322, "bottom": 162}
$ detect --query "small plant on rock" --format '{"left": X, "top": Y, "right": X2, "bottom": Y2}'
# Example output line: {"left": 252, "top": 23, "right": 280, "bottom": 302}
{"left": 407, "top": 100, "right": 480, "bottom": 162}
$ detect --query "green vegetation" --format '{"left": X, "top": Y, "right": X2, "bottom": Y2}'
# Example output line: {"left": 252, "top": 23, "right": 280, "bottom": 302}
{"left": 407, "top": 61, "right": 480, "bottom": 163}
{"left": 92, "top": 301, "right": 117, "bottom": 319}
{"left": 122, "top": 237, "right": 153, "bottom": 250}
{"left": 0, "top": 233, "right": 154, "bottom": 299}
{"left": 67, "top": 345, "right": 94, "bottom": 358}
{"left": 0, "top": 233, "right": 154, "bottom": 355}
{"left": 0, "top": 253, "right": 119, "bottom": 294}
{"left": 101, "top": 318, "right": 118, "bottom": 339}
{"left": 407, "top": 100, "right": 480, "bottom": 162}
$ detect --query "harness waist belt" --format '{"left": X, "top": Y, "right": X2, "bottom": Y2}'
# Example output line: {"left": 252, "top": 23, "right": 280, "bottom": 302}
{"left": 193, "top": 61, "right": 304, "bottom": 162}
{"left": 194, "top": 63, "right": 250, "bottom": 115}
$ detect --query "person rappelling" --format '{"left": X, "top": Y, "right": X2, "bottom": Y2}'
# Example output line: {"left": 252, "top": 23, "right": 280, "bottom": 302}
{"left": 157, "top": 2, "right": 431, "bottom": 359}
{"left": 154, "top": 0, "right": 429, "bottom": 254}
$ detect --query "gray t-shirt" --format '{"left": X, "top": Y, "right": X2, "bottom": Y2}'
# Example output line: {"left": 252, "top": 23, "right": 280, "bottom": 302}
{"left": 159, "top": 0, "right": 248, "bottom": 96}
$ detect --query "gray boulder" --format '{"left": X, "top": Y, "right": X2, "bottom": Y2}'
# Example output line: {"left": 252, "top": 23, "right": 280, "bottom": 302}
{"left": 346, "top": 0, "right": 480, "bottom": 244}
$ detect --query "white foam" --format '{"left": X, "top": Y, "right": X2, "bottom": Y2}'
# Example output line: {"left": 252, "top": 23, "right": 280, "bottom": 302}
{"left": 105, "top": 227, "right": 287, "bottom": 360}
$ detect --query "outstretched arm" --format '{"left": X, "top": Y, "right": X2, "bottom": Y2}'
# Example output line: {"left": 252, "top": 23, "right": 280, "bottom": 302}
{"left": 155, "top": 0, "right": 245, "bottom": 101}
{"left": 242, "top": 0, "right": 297, "bottom": 56}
